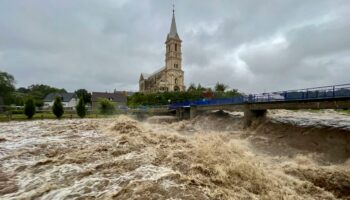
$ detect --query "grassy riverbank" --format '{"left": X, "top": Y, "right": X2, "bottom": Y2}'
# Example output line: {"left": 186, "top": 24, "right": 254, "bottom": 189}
{"left": 0, "top": 112, "right": 116, "bottom": 122}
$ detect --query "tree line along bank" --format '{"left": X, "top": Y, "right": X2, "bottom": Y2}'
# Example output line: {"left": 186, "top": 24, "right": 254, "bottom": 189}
{"left": 1, "top": 70, "right": 241, "bottom": 120}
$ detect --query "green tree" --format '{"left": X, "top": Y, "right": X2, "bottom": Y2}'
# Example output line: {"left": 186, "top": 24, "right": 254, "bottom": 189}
{"left": 0, "top": 71, "right": 16, "bottom": 105}
{"left": 197, "top": 84, "right": 206, "bottom": 92}
{"left": 224, "top": 89, "right": 240, "bottom": 97}
{"left": 52, "top": 96, "right": 64, "bottom": 119}
{"left": 215, "top": 82, "right": 228, "bottom": 92}
{"left": 98, "top": 98, "right": 115, "bottom": 115}
{"left": 35, "top": 100, "right": 44, "bottom": 108}
{"left": 126, "top": 83, "right": 240, "bottom": 106}
{"left": 75, "top": 89, "right": 92, "bottom": 104}
{"left": 187, "top": 83, "right": 196, "bottom": 92}
{"left": 76, "top": 98, "right": 87, "bottom": 118}
{"left": 24, "top": 98, "right": 36, "bottom": 119}
{"left": 17, "top": 87, "right": 30, "bottom": 93}
{"left": 13, "top": 92, "right": 26, "bottom": 106}
{"left": 28, "top": 84, "right": 66, "bottom": 101}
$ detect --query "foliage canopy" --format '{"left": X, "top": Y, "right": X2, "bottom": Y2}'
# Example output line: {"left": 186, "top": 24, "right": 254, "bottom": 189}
{"left": 76, "top": 98, "right": 87, "bottom": 118}
{"left": 215, "top": 82, "right": 228, "bottom": 92}
{"left": 128, "top": 86, "right": 240, "bottom": 107}
{"left": 98, "top": 98, "right": 115, "bottom": 115}
{"left": 14, "top": 84, "right": 67, "bottom": 107}
{"left": 52, "top": 96, "right": 64, "bottom": 119}
{"left": 75, "top": 89, "right": 92, "bottom": 104}
{"left": 24, "top": 98, "right": 36, "bottom": 119}
{"left": 0, "top": 71, "right": 16, "bottom": 105}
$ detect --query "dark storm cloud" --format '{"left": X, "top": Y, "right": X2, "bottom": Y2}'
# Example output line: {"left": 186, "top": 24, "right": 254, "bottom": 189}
{"left": 0, "top": 0, "right": 349, "bottom": 93}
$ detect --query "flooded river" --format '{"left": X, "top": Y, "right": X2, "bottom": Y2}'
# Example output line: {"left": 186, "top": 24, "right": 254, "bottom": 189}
{"left": 1, "top": 110, "right": 350, "bottom": 199}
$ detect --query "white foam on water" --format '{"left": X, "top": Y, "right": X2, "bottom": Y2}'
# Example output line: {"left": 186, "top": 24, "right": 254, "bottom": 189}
{"left": 1, "top": 113, "right": 350, "bottom": 199}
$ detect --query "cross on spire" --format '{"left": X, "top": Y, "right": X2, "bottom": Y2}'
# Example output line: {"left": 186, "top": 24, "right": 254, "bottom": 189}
{"left": 167, "top": 0, "right": 180, "bottom": 40}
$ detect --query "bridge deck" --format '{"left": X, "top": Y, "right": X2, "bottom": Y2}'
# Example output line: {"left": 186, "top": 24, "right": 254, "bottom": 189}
{"left": 170, "top": 83, "right": 350, "bottom": 111}
{"left": 194, "top": 97, "right": 350, "bottom": 111}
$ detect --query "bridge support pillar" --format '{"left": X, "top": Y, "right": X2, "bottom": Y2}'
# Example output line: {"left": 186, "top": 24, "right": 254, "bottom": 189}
{"left": 135, "top": 112, "right": 146, "bottom": 121}
{"left": 176, "top": 108, "right": 192, "bottom": 120}
{"left": 176, "top": 108, "right": 184, "bottom": 120}
{"left": 190, "top": 106, "right": 197, "bottom": 119}
{"left": 244, "top": 109, "right": 267, "bottom": 128}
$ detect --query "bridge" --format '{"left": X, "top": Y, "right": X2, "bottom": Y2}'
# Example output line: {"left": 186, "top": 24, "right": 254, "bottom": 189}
{"left": 166, "top": 83, "right": 350, "bottom": 127}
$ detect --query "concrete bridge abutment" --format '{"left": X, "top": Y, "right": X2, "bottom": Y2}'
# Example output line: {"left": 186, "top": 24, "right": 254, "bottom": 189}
{"left": 176, "top": 108, "right": 191, "bottom": 120}
{"left": 176, "top": 108, "right": 183, "bottom": 120}
{"left": 190, "top": 106, "right": 197, "bottom": 119}
{"left": 176, "top": 107, "right": 199, "bottom": 120}
{"left": 176, "top": 106, "right": 267, "bottom": 127}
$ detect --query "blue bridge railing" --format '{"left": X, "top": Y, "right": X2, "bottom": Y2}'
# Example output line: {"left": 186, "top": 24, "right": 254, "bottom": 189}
{"left": 169, "top": 83, "right": 350, "bottom": 110}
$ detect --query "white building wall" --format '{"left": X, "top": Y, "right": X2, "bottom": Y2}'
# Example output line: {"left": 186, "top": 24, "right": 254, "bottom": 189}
{"left": 43, "top": 98, "right": 78, "bottom": 110}
{"left": 67, "top": 98, "right": 78, "bottom": 109}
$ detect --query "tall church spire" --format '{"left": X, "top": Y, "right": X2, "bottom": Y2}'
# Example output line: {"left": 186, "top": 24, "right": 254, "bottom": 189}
{"left": 168, "top": 1, "right": 180, "bottom": 40}
{"left": 139, "top": 0, "right": 185, "bottom": 93}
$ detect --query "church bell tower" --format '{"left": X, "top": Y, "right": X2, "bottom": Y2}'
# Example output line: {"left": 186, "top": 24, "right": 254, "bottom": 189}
{"left": 165, "top": 6, "right": 185, "bottom": 92}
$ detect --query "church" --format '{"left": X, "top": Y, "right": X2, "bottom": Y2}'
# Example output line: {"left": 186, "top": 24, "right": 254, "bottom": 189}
{"left": 139, "top": 9, "right": 185, "bottom": 93}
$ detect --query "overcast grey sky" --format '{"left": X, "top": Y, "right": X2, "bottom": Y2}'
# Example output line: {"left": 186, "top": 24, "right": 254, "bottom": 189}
{"left": 1, "top": 0, "right": 349, "bottom": 93}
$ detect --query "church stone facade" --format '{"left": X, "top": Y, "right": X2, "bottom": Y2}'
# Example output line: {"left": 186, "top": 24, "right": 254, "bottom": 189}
{"left": 139, "top": 11, "right": 185, "bottom": 93}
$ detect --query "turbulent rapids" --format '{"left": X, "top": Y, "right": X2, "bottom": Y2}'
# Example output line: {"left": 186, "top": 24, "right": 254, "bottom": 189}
{"left": 1, "top": 110, "right": 350, "bottom": 199}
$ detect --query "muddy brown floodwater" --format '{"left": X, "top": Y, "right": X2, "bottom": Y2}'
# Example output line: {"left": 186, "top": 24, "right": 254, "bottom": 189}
{"left": 1, "top": 110, "right": 350, "bottom": 199}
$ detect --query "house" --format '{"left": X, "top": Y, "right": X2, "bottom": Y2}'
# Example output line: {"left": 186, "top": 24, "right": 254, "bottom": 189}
{"left": 43, "top": 93, "right": 78, "bottom": 110}
{"left": 91, "top": 92, "right": 127, "bottom": 110}
{"left": 125, "top": 91, "right": 135, "bottom": 96}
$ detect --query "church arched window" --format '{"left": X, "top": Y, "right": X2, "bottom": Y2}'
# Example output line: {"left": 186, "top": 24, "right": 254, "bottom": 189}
{"left": 175, "top": 78, "right": 178, "bottom": 84}
{"left": 175, "top": 44, "right": 177, "bottom": 51}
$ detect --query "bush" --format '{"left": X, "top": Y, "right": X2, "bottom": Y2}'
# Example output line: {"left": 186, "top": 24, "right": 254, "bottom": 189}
{"left": 35, "top": 100, "right": 44, "bottom": 108}
{"left": 127, "top": 88, "right": 242, "bottom": 107}
{"left": 76, "top": 98, "right": 86, "bottom": 118}
{"left": 127, "top": 91, "right": 204, "bottom": 107}
{"left": 12, "top": 110, "right": 24, "bottom": 114}
{"left": 24, "top": 98, "right": 36, "bottom": 119}
{"left": 52, "top": 96, "right": 64, "bottom": 118}
{"left": 98, "top": 98, "right": 115, "bottom": 115}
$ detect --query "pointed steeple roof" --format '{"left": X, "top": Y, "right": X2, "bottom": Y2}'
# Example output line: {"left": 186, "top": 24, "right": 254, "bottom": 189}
{"left": 167, "top": 10, "right": 180, "bottom": 40}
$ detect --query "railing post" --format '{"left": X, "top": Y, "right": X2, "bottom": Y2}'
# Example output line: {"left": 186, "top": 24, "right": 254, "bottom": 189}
{"left": 333, "top": 86, "right": 335, "bottom": 98}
